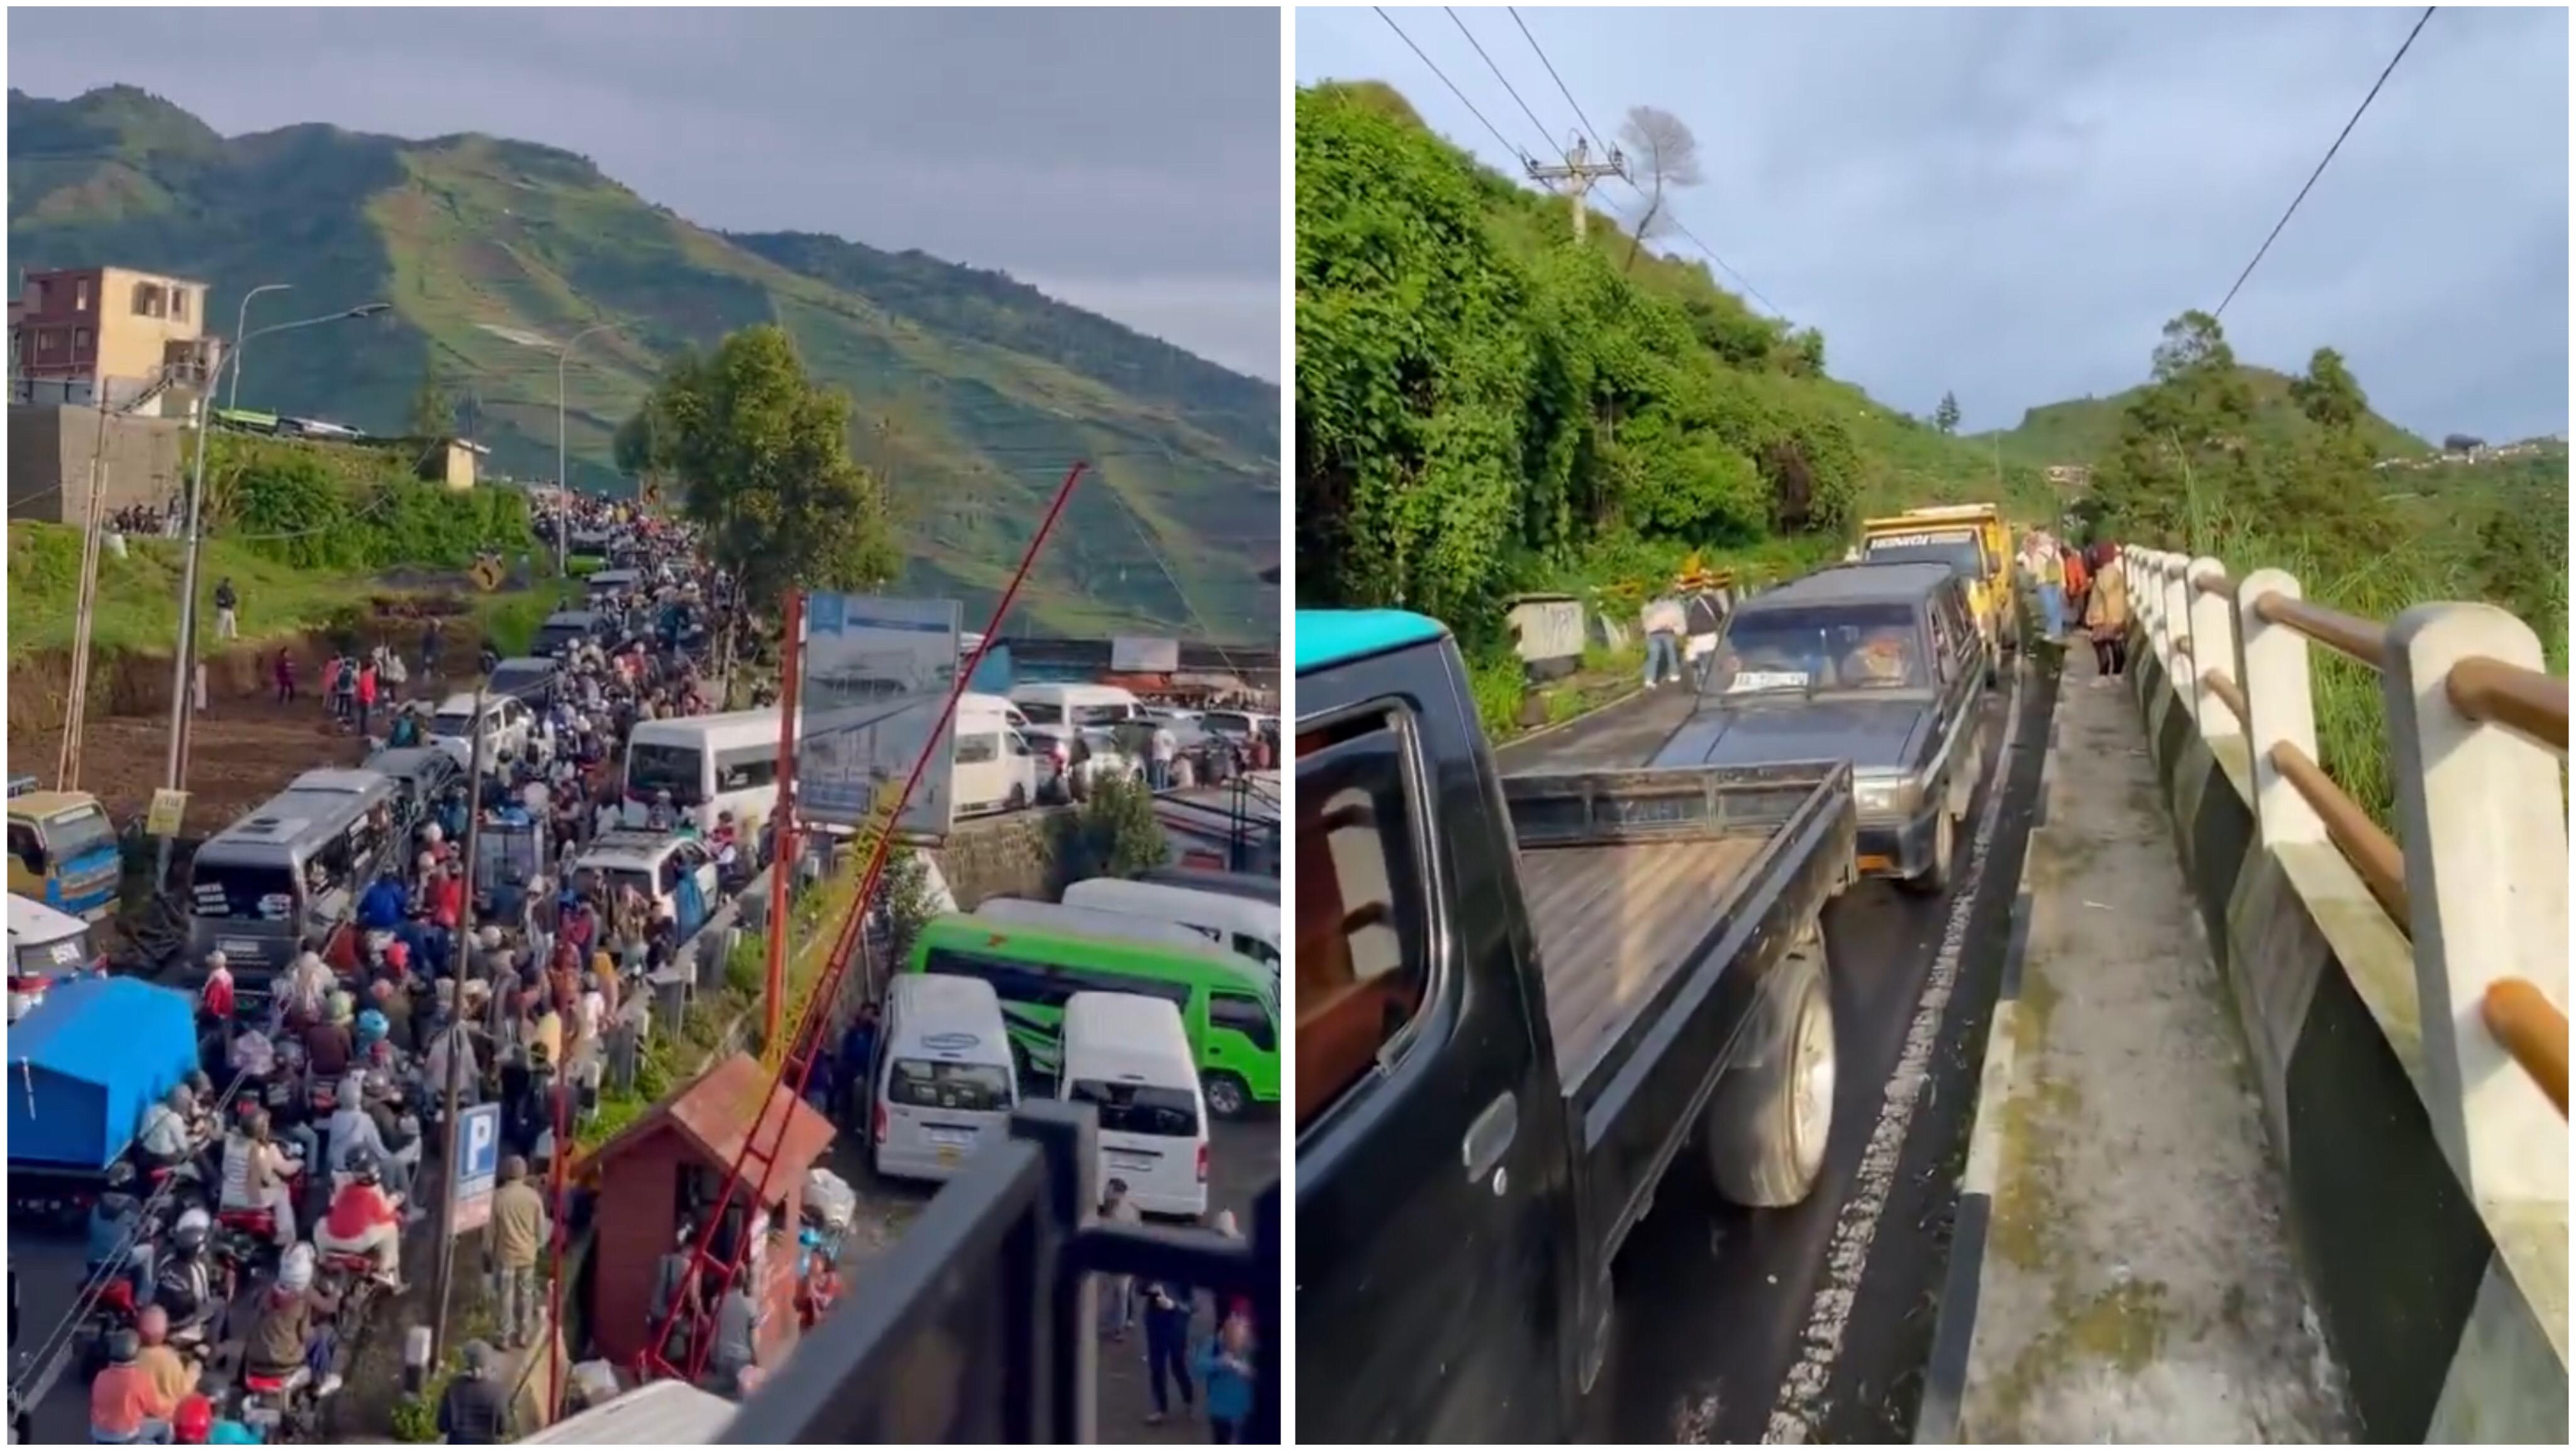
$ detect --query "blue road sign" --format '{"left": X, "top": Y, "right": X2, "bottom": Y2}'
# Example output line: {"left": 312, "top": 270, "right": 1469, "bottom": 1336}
{"left": 453, "top": 1102, "right": 502, "bottom": 1233}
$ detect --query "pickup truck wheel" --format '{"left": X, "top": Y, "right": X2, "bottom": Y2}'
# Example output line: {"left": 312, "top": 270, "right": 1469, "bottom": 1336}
{"left": 1902, "top": 809, "right": 1956, "bottom": 896}
{"left": 1704, "top": 937, "right": 1834, "bottom": 1208}
{"left": 1204, "top": 1072, "right": 1252, "bottom": 1120}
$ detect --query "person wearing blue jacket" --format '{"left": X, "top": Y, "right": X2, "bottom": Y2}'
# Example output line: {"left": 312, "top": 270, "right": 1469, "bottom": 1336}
{"left": 1194, "top": 1313, "right": 1255, "bottom": 1443}
{"left": 357, "top": 874, "right": 409, "bottom": 931}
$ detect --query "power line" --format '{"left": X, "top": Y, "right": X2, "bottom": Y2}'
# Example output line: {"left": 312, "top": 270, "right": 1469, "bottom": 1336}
{"left": 2215, "top": 6, "right": 2436, "bottom": 320}
{"left": 1507, "top": 6, "right": 1607, "bottom": 155}
{"left": 1373, "top": 6, "right": 1526, "bottom": 164}
{"left": 1498, "top": 7, "right": 1789, "bottom": 320}
{"left": 1445, "top": 7, "right": 1560, "bottom": 159}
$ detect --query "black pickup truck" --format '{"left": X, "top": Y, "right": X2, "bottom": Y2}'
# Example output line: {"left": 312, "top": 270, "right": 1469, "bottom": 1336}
{"left": 1294, "top": 610, "right": 1858, "bottom": 1443}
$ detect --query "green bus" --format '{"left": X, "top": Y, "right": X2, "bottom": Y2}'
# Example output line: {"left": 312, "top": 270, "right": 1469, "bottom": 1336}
{"left": 904, "top": 913, "right": 1280, "bottom": 1118}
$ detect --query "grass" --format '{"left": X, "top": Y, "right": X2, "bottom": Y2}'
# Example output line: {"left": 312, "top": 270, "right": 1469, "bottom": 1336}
{"left": 8, "top": 520, "right": 575, "bottom": 664}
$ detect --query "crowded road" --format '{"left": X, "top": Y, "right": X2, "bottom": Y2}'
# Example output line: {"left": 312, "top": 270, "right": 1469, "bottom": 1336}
{"left": 1493, "top": 661, "right": 2057, "bottom": 1443}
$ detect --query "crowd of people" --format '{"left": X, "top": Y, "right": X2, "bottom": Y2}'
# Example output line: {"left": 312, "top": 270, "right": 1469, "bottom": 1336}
{"left": 77, "top": 501, "right": 753, "bottom": 1445}
{"left": 2018, "top": 528, "right": 2132, "bottom": 684}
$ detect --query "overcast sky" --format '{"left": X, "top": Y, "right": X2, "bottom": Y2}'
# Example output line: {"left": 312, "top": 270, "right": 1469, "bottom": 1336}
{"left": 1301, "top": 6, "right": 2567, "bottom": 442}
{"left": 11, "top": 6, "right": 1282, "bottom": 381}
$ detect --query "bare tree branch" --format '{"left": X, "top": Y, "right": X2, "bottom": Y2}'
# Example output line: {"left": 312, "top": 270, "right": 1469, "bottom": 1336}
{"left": 1619, "top": 105, "right": 1704, "bottom": 273}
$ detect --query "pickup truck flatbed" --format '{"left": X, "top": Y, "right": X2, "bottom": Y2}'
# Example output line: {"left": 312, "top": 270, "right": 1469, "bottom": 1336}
{"left": 1523, "top": 835, "right": 1763, "bottom": 1076}
{"left": 1295, "top": 611, "right": 1859, "bottom": 1443}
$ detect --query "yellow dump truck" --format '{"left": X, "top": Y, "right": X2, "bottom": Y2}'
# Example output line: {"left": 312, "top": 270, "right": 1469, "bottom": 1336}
{"left": 1857, "top": 504, "right": 2016, "bottom": 683}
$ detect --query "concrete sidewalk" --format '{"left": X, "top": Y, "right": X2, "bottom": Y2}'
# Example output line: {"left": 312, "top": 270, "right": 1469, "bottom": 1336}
{"left": 1946, "top": 669, "right": 2351, "bottom": 1442}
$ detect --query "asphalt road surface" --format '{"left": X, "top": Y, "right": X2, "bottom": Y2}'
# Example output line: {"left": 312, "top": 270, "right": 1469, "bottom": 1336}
{"left": 1496, "top": 661, "right": 2058, "bottom": 1443}
{"left": 829, "top": 1108, "right": 1280, "bottom": 1444}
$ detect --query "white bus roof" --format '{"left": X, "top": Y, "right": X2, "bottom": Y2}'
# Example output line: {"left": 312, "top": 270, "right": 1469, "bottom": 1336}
{"left": 9, "top": 892, "right": 87, "bottom": 946}
{"left": 1009, "top": 682, "right": 1140, "bottom": 704}
{"left": 625, "top": 708, "right": 793, "bottom": 751}
{"left": 1062, "top": 992, "right": 1197, "bottom": 1077}
{"left": 1062, "top": 877, "right": 1280, "bottom": 941}
{"left": 521, "top": 1380, "right": 735, "bottom": 1444}
{"left": 973, "top": 898, "right": 1218, "bottom": 953}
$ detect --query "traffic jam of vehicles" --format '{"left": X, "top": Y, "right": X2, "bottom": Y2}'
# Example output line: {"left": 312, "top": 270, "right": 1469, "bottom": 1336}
{"left": 1295, "top": 502, "right": 2053, "bottom": 1440}
{"left": 9, "top": 491, "right": 1282, "bottom": 1443}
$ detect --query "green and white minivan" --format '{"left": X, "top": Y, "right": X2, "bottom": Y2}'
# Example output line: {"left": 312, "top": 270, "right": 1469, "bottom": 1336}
{"left": 904, "top": 913, "right": 1280, "bottom": 1118}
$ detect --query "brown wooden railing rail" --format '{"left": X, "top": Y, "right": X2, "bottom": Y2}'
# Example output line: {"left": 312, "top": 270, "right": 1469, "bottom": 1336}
{"left": 2129, "top": 547, "right": 2568, "bottom": 1126}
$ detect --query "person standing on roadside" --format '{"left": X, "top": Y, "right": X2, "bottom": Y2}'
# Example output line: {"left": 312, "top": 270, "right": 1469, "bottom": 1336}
{"left": 2082, "top": 542, "right": 2131, "bottom": 685}
{"left": 212, "top": 579, "right": 239, "bottom": 642}
{"left": 273, "top": 649, "right": 297, "bottom": 706}
{"left": 355, "top": 655, "right": 380, "bottom": 738}
{"left": 1640, "top": 594, "right": 1687, "bottom": 689}
{"left": 2022, "top": 531, "right": 2067, "bottom": 640}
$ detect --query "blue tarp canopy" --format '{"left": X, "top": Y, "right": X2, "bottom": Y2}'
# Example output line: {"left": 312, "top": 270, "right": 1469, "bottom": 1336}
{"left": 7, "top": 976, "right": 197, "bottom": 1171}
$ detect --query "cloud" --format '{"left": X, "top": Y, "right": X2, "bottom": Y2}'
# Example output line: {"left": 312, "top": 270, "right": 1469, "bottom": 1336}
{"left": 1297, "top": 6, "right": 2565, "bottom": 439}
{"left": 11, "top": 6, "right": 1283, "bottom": 380}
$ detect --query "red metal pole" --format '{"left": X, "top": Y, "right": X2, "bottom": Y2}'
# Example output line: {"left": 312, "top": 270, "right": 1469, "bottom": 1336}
{"left": 644, "top": 460, "right": 1089, "bottom": 1384}
{"left": 766, "top": 589, "right": 804, "bottom": 1050}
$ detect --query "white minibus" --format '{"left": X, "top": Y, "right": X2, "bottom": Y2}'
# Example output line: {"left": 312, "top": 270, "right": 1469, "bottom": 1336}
{"left": 1058, "top": 991, "right": 1208, "bottom": 1218}
{"left": 952, "top": 692, "right": 1038, "bottom": 816}
{"left": 873, "top": 975, "right": 1021, "bottom": 1184}
{"left": 972, "top": 897, "right": 1219, "bottom": 954}
{"left": 1061, "top": 877, "right": 1282, "bottom": 982}
{"left": 620, "top": 708, "right": 788, "bottom": 835}
{"left": 1008, "top": 682, "right": 1143, "bottom": 728}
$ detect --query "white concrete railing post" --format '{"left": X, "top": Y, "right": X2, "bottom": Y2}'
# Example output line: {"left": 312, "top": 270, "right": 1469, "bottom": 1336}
{"left": 2129, "top": 548, "right": 2164, "bottom": 672}
{"left": 2233, "top": 567, "right": 2328, "bottom": 849}
{"left": 2380, "top": 603, "right": 2570, "bottom": 1206}
{"left": 2160, "top": 553, "right": 2196, "bottom": 731}
{"left": 2187, "top": 556, "right": 2241, "bottom": 745}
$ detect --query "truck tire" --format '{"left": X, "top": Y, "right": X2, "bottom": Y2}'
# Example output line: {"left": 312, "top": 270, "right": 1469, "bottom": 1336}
{"left": 1204, "top": 1072, "right": 1252, "bottom": 1121}
{"left": 1704, "top": 935, "right": 1835, "bottom": 1208}
{"left": 1903, "top": 808, "right": 1956, "bottom": 896}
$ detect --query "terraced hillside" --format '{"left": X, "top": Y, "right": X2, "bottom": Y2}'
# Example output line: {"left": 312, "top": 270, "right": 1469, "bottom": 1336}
{"left": 8, "top": 85, "right": 1279, "bottom": 638}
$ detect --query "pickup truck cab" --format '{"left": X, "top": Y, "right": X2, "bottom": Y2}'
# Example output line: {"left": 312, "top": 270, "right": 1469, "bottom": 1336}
{"left": 1668, "top": 562, "right": 1989, "bottom": 893}
{"left": 1295, "top": 609, "right": 1857, "bottom": 1442}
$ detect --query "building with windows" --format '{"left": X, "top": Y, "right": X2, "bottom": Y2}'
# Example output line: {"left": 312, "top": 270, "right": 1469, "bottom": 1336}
{"left": 8, "top": 265, "right": 216, "bottom": 416}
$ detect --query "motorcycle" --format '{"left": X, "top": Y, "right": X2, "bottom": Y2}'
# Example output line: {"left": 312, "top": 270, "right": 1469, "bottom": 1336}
{"left": 236, "top": 1361, "right": 343, "bottom": 1444}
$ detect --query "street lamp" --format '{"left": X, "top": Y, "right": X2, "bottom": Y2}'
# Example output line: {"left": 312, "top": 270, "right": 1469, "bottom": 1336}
{"left": 156, "top": 299, "right": 392, "bottom": 891}
{"left": 556, "top": 321, "right": 619, "bottom": 575}
{"left": 223, "top": 282, "right": 292, "bottom": 413}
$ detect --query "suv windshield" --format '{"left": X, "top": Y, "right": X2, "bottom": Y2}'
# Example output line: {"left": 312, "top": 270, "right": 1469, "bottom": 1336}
{"left": 1704, "top": 603, "right": 1928, "bottom": 694}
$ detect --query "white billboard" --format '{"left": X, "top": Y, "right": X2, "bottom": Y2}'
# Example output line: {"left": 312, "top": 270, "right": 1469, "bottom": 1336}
{"left": 1111, "top": 636, "right": 1180, "bottom": 674}
{"left": 797, "top": 594, "right": 963, "bottom": 837}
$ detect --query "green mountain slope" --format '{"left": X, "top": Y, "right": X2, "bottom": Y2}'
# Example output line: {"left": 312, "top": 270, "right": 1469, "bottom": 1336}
{"left": 1970, "top": 367, "right": 2432, "bottom": 470}
{"left": 8, "top": 85, "right": 1279, "bottom": 639}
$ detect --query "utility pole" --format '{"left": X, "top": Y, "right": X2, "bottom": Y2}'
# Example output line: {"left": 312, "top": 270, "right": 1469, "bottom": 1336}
{"left": 764, "top": 591, "right": 806, "bottom": 1050}
{"left": 1526, "top": 135, "right": 1628, "bottom": 243}
{"left": 155, "top": 300, "right": 387, "bottom": 894}
{"left": 59, "top": 367, "right": 179, "bottom": 790}
{"left": 430, "top": 684, "right": 489, "bottom": 1368}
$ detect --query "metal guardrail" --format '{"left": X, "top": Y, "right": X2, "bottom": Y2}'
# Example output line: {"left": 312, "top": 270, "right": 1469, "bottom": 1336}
{"left": 2123, "top": 548, "right": 2569, "bottom": 1172}
{"left": 724, "top": 1102, "right": 1280, "bottom": 1444}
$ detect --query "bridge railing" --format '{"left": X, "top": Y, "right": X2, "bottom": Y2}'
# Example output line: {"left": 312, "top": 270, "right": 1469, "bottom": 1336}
{"left": 2123, "top": 547, "right": 2568, "bottom": 1194}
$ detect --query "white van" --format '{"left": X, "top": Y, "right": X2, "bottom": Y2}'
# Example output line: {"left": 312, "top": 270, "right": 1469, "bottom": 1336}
{"left": 874, "top": 976, "right": 1020, "bottom": 1184}
{"left": 1058, "top": 991, "right": 1208, "bottom": 1218}
{"left": 952, "top": 692, "right": 1038, "bottom": 817}
{"left": 621, "top": 708, "right": 789, "bottom": 835}
{"left": 1062, "top": 877, "right": 1282, "bottom": 982}
{"left": 8, "top": 892, "right": 99, "bottom": 1024}
{"left": 1008, "top": 682, "right": 1144, "bottom": 729}
{"left": 973, "top": 897, "right": 1222, "bottom": 954}
{"left": 523, "top": 1379, "right": 735, "bottom": 1443}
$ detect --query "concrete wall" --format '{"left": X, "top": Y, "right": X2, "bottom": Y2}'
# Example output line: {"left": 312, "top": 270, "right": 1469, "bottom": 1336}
{"left": 2119, "top": 549, "right": 2566, "bottom": 1443}
{"left": 6, "top": 404, "right": 187, "bottom": 528}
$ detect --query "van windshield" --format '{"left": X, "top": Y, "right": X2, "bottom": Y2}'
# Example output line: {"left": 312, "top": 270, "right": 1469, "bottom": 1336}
{"left": 1067, "top": 1079, "right": 1201, "bottom": 1137}
{"left": 39, "top": 805, "right": 116, "bottom": 862}
{"left": 626, "top": 743, "right": 705, "bottom": 806}
{"left": 887, "top": 1059, "right": 1013, "bottom": 1111}
{"left": 1070, "top": 703, "right": 1132, "bottom": 726}
{"left": 190, "top": 862, "right": 301, "bottom": 921}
